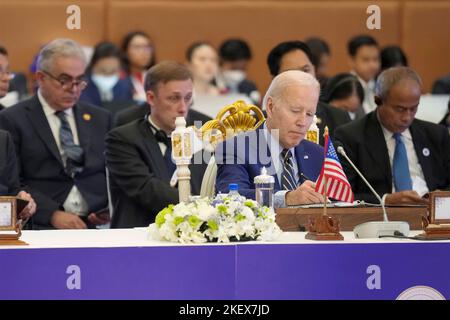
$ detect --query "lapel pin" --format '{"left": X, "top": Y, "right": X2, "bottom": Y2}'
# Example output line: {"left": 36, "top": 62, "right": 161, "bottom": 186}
{"left": 304, "top": 155, "right": 309, "bottom": 159}
{"left": 83, "top": 113, "right": 91, "bottom": 121}
{"left": 422, "top": 148, "right": 430, "bottom": 157}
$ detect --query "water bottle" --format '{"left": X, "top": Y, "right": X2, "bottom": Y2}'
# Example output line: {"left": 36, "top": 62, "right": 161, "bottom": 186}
{"left": 254, "top": 167, "right": 275, "bottom": 208}
{"left": 228, "top": 183, "right": 240, "bottom": 200}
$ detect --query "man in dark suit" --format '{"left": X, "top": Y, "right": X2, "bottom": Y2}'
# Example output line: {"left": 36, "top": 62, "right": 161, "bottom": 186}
{"left": 216, "top": 70, "right": 325, "bottom": 207}
{"left": 0, "top": 130, "right": 36, "bottom": 223}
{"left": 113, "top": 102, "right": 211, "bottom": 128}
{"left": 0, "top": 46, "right": 10, "bottom": 111}
{"left": 334, "top": 67, "right": 449, "bottom": 205}
{"left": 0, "top": 39, "right": 111, "bottom": 229}
{"left": 267, "top": 41, "right": 351, "bottom": 145}
{"left": 106, "top": 61, "right": 208, "bottom": 228}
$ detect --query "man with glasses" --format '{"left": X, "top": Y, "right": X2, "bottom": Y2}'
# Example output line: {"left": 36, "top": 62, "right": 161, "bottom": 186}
{"left": 0, "top": 39, "right": 112, "bottom": 229}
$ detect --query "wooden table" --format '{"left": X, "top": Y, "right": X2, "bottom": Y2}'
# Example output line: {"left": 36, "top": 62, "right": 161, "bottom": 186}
{"left": 276, "top": 205, "right": 428, "bottom": 231}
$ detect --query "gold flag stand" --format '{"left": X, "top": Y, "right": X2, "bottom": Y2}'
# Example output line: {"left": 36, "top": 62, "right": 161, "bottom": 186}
{"left": 305, "top": 127, "right": 344, "bottom": 241}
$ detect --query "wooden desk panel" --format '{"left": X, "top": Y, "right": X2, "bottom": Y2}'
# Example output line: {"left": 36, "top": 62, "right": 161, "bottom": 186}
{"left": 276, "top": 206, "right": 427, "bottom": 231}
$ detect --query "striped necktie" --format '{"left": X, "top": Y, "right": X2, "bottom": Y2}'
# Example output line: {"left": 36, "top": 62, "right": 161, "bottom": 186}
{"left": 281, "top": 149, "right": 297, "bottom": 191}
{"left": 55, "top": 111, "right": 84, "bottom": 177}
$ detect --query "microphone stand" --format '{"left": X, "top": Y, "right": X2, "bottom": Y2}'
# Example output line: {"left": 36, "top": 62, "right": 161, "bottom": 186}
{"left": 336, "top": 146, "right": 410, "bottom": 238}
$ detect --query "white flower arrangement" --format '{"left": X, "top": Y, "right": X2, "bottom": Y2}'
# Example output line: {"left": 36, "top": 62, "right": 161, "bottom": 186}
{"left": 148, "top": 195, "right": 282, "bottom": 244}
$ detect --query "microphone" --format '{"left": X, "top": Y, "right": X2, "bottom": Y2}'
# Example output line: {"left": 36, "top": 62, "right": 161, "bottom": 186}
{"left": 336, "top": 145, "right": 410, "bottom": 238}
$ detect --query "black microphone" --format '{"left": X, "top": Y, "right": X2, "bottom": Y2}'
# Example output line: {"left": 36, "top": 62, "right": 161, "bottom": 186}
{"left": 335, "top": 144, "right": 410, "bottom": 238}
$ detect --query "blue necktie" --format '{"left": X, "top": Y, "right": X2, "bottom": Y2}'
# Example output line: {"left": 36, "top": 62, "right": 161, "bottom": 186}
{"left": 281, "top": 149, "right": 297, "bottom": 191}
{"left": 392, "top": 133, "right": 412, "bottom": 191}
{"left": 55, "top": 111, "right": 84, "bottom": 177}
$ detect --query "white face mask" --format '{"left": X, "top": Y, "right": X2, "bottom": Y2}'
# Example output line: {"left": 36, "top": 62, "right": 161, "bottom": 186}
{"left": 222, "top": 70, "right": 246, "bottom": 86}
{"left": 91, "top": 74, "right": 119, "bottom": 92}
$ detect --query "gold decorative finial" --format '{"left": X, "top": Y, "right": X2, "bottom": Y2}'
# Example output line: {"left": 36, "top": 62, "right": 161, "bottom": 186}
{"left": 197, "top": 100, "right": 265, "bottom": 148}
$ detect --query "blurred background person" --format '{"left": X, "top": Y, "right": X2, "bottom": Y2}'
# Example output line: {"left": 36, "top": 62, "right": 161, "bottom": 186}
{"left": 0, "top": 46, "right": 28, "bottom": 109}
{"left": 0, "top": 46, "right": 11, "bottom": 110}
{"left": 186, "top": 42, "right": 220, "bottom": 96}
{"left": 216, "top": 38, "right": 260, "bottom": 105}
{"left": 121, "top": 31, "right": 155, "bottom": 103}
{"left": 322, "top": 73, "right": 365, "bottom": 121}
{"left": 432, "top": 73, "right": 450, "bottom": 94}
{"left": 80, "top": 41, "right": 134, "bottom": 114}
{"left": 348, "top": 34, "right": 380, "bottom": 115}
{"left": 380, "top": 45, "right": 408, "bottom": 72}
{"left": 305, "top": 37, "right": 331, "bottom": 90}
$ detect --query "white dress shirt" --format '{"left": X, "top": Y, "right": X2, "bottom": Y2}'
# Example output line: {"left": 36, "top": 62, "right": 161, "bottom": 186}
{"left": 38, "top": 90, "right": 89, "bottom": 216}
{"left": 263, "top": 124, "right": 299, "bottom": 208}
{"left": 380, "top": 123, "right": 429, "bottom": 196}
{"left": 351, "top": 71, "right": 377, "bottom": 114}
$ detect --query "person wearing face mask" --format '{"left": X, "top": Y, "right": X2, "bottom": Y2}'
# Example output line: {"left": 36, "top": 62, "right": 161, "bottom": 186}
{"left": 216, "top": 39, "right": 260, "bottom": 105}
{"left": 80, "top": 42, "right": 134, "bottom": 113}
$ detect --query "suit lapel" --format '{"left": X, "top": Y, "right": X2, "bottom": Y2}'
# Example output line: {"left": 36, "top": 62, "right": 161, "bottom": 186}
{"left": 26, "top": 96, "right": 64, "bottom": 166}
{"left": 138, "top": 120, "right": 171, "bottom": 182}
{"left": 410, "top": 121, "right": 433, "bottom": 188}
{"left": 364, "top": 112, "right": 392, "bottom": 187}
{"left": 73, "top": 104, "right": 91, "bottom": 153}
{"left": 295, "top": 141, "right": 315, "bottom": 183}
{"left": 257, "top": 125, "right": 281, "bottom": 189}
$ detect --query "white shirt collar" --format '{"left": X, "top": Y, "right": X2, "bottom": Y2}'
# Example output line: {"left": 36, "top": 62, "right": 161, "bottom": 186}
{"left": 37, "top": 89, "right": 73, "bottom": 118}
{"left": 378, "top": 116, "right": 412, "bottom": 142}
{"left": 263, "top": 122, "right": 295, "bottom": 158}
{"left": 350, "top": 70, "right": 375, "bottom": 90}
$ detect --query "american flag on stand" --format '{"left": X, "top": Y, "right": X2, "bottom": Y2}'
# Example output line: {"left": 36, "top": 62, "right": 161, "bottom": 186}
{"left": 315, "top": 131, "right": 354, "bottom": 203}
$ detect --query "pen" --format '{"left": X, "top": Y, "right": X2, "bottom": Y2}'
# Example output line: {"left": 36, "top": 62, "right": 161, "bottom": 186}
{"left": 300, "top": 172, "right": 311, "bottom": 181}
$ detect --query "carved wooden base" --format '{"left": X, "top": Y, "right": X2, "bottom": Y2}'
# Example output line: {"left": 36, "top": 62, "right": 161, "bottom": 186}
{"left": 305, "top": 214, "right": 344, "bottom": 241}
{"left": 417, "top": 224, "right": 450, "bottom": 240}
{"left": 0, "top": 234, "right": 28, "bottom": 245}
{"left": 305, "top": 232, "right": 344, "bottom": 240}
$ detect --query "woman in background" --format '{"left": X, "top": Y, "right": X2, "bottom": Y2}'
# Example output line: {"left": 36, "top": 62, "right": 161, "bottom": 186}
{"left": 186, "top": 42, "right": 220, "bottom": 96}
{"left": 121, "top": 31, "right": 156, "bottom": 103}
{"left": 323, "top": 73, "right": 364, "bottom": 121}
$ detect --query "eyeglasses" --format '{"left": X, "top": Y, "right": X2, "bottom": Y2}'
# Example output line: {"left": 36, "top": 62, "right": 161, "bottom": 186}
{"left": 42, "top": 71, "right": 88, "bottom": 90}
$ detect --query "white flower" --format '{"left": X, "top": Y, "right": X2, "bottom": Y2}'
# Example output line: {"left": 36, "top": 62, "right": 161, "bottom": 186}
{"left": 149, "top": 195, "right": 282, "bottom": 243}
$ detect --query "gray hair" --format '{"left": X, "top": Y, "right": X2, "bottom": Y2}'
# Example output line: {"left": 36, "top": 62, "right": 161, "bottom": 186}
{"left": 375, "top": 67, "right": 422, "bottom": 101}
{"left": 262, "top": 70, "right": 320, "bottom": 109}
{"left": 37, "top": 38, "right": 87, "bottom": 72}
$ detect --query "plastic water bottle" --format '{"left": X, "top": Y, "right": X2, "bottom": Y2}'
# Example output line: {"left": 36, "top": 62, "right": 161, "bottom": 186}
{"left": 254, "top": 167, "right": 275, "bottom": 208}
{"left": 228, "top": 183, "right": 240, "bottom": 200}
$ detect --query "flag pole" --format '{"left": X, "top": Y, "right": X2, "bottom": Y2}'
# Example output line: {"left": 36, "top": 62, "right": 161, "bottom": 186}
{"left": 323, "top": 126, "right": 329, "bottom": 216}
